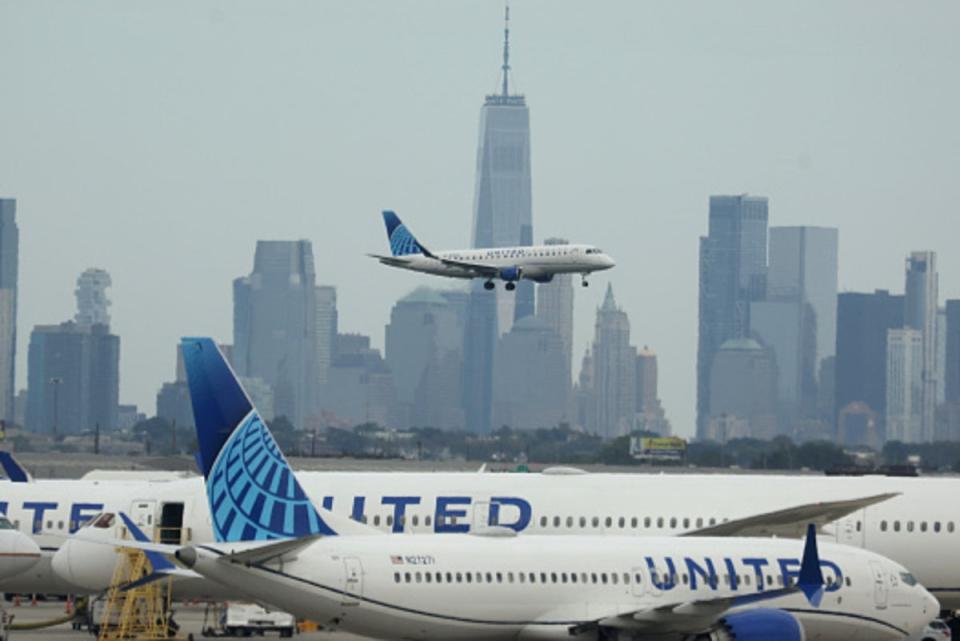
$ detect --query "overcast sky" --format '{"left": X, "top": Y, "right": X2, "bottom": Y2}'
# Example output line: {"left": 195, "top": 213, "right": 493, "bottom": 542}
{"left": 1, "top": 1, "right": 958, "bottom": 436}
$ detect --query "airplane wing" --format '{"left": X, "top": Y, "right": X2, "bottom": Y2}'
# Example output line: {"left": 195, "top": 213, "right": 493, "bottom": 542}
{"left": 681, "top": 492, "right": 898, "bottom": 538}
{"left": 430, "top": 255, "right": 499, "bottom": 277}
{"left": 367, "top": 253, "right": 414, "bottom": 268}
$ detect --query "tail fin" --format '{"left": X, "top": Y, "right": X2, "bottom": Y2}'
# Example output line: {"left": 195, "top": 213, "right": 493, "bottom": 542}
{"left": 0, "top": 451, "right": 32, "bottom": 483}
{"left": 181, "top": 338, "right": 335, "bottom": 542}
{"left": 797, "top": 523, "right": 825, "bottom": 607}
{"left": 382, "top": 210, "right": 428, "bottom": 257}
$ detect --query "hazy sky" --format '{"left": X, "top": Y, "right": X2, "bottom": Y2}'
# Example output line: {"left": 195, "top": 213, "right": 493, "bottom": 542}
{"left": 1, "top": 1, "right": 958, "bottom": 436}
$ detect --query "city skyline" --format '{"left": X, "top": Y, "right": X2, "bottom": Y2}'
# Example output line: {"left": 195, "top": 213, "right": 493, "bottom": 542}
{"left": 2, "top": 2, "right": 959, "bottom": 436}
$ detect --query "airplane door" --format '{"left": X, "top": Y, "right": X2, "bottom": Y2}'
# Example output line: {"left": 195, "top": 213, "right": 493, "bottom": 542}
{"left": 128, "top": 500, "right": 157, "bottom": 540}
{"left": 630, "top": 567, "right": 645, "bottom": 598}
{"left": 341, "top": 557, "right": 363, "bottom": 606}
{"left": 869, "top": 561, "right": 888, "bottom": 609}
{"left": 836, "top": 513, "right": 865, "bottom": 548}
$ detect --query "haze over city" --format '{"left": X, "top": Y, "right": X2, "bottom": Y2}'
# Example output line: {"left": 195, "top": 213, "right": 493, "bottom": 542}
{"left": 2, "top": 1, "right": 959, "bottom": 436}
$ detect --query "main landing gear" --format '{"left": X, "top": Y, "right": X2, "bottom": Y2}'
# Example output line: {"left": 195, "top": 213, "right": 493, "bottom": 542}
{"left": 505, "top": 282, "right": 516, "bottom": 291}
{"left": 581, "top": 274, "right": 589, "bottom": 287}
{"left": 484, "top": 280, "right": 495, "bottom": 290}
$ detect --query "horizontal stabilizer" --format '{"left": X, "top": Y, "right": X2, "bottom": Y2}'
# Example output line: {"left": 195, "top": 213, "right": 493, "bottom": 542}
{"left": 214, "top": 535, "right": 323, "bottom": 565}
{"left": 682, "top": 492, "right": 898, "bottom": 538}
{"left": 0, "top": 451, "right": 32, "bottom": 483}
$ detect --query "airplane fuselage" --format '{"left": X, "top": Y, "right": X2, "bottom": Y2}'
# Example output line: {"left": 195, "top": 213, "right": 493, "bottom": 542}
{"left": 26, "top": 470, "right": 960, "bottom": 610}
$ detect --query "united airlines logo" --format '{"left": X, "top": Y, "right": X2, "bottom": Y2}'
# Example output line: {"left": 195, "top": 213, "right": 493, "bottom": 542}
{"left": 208, "top": 411, "right": 333, "bottom": 541}
{"left": 389, "top": 224, "right": 421, "bottom": 256}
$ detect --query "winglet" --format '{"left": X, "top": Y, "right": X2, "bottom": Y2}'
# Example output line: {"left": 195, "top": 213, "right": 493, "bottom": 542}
{"left": 0, "top": 451, "right": 31, "bottom": 483}
{"left": 382, "top": 211, "right": 432, "bottom": 257}
{"left": 798, "top": 523, "right": 825, "bottom": 607}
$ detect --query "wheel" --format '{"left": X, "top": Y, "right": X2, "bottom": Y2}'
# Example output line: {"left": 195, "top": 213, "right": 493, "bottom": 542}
{"left": 483, "top": 280, "right": 495, "bottom": 290}
{"left": 505, "top": 282, "right": 516, "bottom": 291}
{"left": 582, "top": 280, "right": 589, "bottom": 287}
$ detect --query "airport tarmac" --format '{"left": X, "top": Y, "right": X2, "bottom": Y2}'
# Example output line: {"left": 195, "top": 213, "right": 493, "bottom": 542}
{"left": 5, "top": 601, "right": 369, "bottom": 640}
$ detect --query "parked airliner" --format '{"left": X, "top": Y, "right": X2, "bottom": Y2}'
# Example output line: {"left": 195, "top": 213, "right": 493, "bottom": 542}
{"left": 369, "top": 211, "right": 615, "bottom": 289}
{"left": 86, "top": 338, "right": 936, "bottom": 641}
{"left": 0, "top": 512, "right": 41, "bottom": 580}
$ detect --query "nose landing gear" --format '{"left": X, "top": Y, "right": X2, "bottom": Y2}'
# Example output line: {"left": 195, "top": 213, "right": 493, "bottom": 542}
{"left": 581, "top": 275, "right": 589, "bottom": 287}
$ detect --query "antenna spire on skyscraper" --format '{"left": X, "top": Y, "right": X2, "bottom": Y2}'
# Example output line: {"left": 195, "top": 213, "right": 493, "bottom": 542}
{"left": 501, "top": 2, "right": 511, "bottom": 97}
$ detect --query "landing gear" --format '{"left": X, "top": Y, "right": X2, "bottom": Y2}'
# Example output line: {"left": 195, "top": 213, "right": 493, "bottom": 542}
{"left": 505, "top": 282, "right": 516, "bottom": 291}
{"left": 581, "top": 275, "right": 589, "bottom": 287}
{"left": 483, "top": 280, "right": 495, "bottom": 291}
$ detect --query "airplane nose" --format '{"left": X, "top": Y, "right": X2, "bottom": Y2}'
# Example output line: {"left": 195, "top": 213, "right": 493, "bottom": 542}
{"left": 603, "top": 255, "right": 616, "bottom": 269}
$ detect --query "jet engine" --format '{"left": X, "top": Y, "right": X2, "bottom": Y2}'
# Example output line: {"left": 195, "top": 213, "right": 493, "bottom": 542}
{"left": 702, "top": 609, "right": 804, "bottom": 641}
{"left": 499, "top": 266, "right": 522, "bottom": 281}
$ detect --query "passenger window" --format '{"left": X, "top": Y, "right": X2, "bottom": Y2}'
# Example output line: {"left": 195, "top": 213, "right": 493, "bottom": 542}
{"left": 466, "top": 573, "right": 472, "bottom": 583}
{"left": 561, "top": 573, "right": 568, "bottom": 583}
{"left": 669, "top": 517, "right": 677, "bottom": 529}
{"left": 601, "top": 573, "right": 608, "bottom": 584}
{"left": 566, "top": 516, "right": 573, "bottom": 527}
{"left": 425, "top": 572, "right": 432, "bottom": 583}
{"left": 553, "top": 516, "right": 561, "bottom": 528}
{"left": 387, "top": 515, "right": 394, "bottom": 527}
{"left": 743, "top": 574, "right": 751, "bottom": 586}
{"left": 880, "top": 520, "right": 887, "bottom": 531}
{"left": 446, "top": 572, "right": 453, "bottom": 582}
{"left": 893, "top": 521, "right": 900, "bottom": 532}
{"left": 683, "top": 518, "right": 690, "bottom": 529}
{"left": 623, "top": 573, "right": 630, "bottom": 584}
{"left": 611, "top": 573, "right": 618, "bottom": 585}
{"left": 634, "top": 573, "right": 642, "bottom": 584}
{"left": 845, "top": 577, "right": 852, "bottom": 587}
{"left": 657, "top": 517, "right": 664, "bottom": 529}
{"left": 394, "top": 572, "right": 401, "bottom": 583}
{"left": 46, "top": 520, "right": 52, "bottom": 530}
{"left": 592, "top": 516, "right": 600, "bottom": 528}
{"left": 934, "top": 521, "right": 942, "bottom": 533}
{"left": 425, "top": 515, "right": 432, "bottom": 527}
{"left": 696, "top": 518, "right": 703, "bottom": 528}
{"left": 507, "top": 572, "right": 513, "bottom": 583}
{"left": 415, "top": 572, "right": 422, "bottom": 583}
{"left": 630, "top": 517, "right": 638, "bottom": 528}
{"left": 644, "top": 517, "right": 652, "bottom": 528}
{"left": 709, "top": 518, "right": 716, "bottom": 526}
{"left": 412, "top": 515, "right": 419, "bottom": 527}
{"left": 529, "top": 572, "right": 537, "bottom": 583}
{"left": 591, "top": 573, "right": 598, "bottom": 584}
{"left": 539, "top": 516, "right": 547, "bottom": 527}
{"left": 605, "top": 517, "right": 612, "bottom": 527}
{"left": 907, "top": 521, "right": 914, "bottom": 532}
{"left": 618, "top": 517, "right": 625, "bottom": 528}
{"left": 856, "top": 521, "right": 862, "bottom": 532}
{"left": 950, "top": 522, "right": 956, "bottom": 533}
{"left": 519, "top": 573, "right": 525, "bottom": 583}
{"left": 921, "top": 522, "right": 927, "bottom": 532}
{"left": 581, "top": 572, "right": 588, "bottom": 583}
{"left": 570, "top": 573, "right": 577, "bottom": 583}
{"left": 436, "top": 572, "right": 442, "bottom": 583}
{"left": 405, "top": 572, "right": 412, "bottom": 583}
{"left": 485, "top": 572, "right": 492, "bottom": 583}
{"left": 550, "top": 572, "right": 557, "bottom": 583}
{"left": 58, "top": 520, "right": 64, "bottom": 530}
{"left": 579, "top": 517, "right": 586, "bottom": 527}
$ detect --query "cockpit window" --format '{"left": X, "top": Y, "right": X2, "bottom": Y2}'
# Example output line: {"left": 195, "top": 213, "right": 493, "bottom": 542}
{"left": 0, "top": 516, "right": 14, "bottom": 530}
{"left": 92, "top": 513, "right": 116, "bottom": 529}
{"left": 900, "top": 572, "right": 918, "bottom": 586}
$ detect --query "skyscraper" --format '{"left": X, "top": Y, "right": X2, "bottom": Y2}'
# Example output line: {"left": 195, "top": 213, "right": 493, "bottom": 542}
{"left": 696, "top": 195, "right": 769, "bottom": 437}
{"left": 492, "top": 316, "right": 567, "bottom": 430}
{"left": 535, "top": 237, "right": 574, "bottom": 391}
{"left": 904, "top": 251, "right": 938, "bottom": 442}
{"left": 835, "top": 290, "right": 904, "bottom": 443}
{"left": 589, "top": 284, "right": 636, "bottom": 439}
{"left": 705, "top": 338, "right": 779, "bottom": 441}
{"left": 635, "top": 347, "right": 671, "bottom": 436}
{"left": 233, "top": 240, "right": 318, "bottom": 428}
{"left": 947, "top": 300, "right": 960, "bottom": 404}
{"left": 385, "top": 287, "right": 465, "bottom": 429}
{"left": 315, "top": 285, "right": 338, "bottom": 388}
{"left": 75, "top": 268, "right": 112, "bottom": 327}
{"left": 463, "top": 8, "right": 534, "bottom": 433}
{"left": 886, "top": 328, "right": 924, "bottom": 443}
{"left": 0, "top": 199, "right": 17, "bottom": 423}
{"left": 26, "top": 322, "right": 119, "bottom": 434}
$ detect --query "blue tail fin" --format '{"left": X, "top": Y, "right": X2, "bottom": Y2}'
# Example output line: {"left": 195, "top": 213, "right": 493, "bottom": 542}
{"left": 382, "top": 210, "right": 426, "bottom": 256}
{"left": 181, "top": 338, "right": 335, "bottom": 542}
{"left": 0, "top": 451, "right": 31, "bottom": 482}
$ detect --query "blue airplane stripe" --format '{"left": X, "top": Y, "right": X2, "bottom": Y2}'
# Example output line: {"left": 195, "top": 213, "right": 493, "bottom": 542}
{"left": 242, "top": 523, "right": 258, "bottom": 541}
{"left": 225, "top": 512, "right": 246, "bottom": 542}
{"left": 233, "top": 479, "right": 253, "bottom": 507}
{"left": 283, "top": 502, "right": 294, "bottom": 534}
{"left": 249, "top": 493, "right": 267, "bottom": 523}
{"left": 260, "top": 497, "right": 275, "bottom": 528}
{"left": 218, "top": 508, "right": 238, "bottom": 541}
{"left": 270, "top": 501, "right": 286, "bottom": 533}
{"left": 240, "top": 484, "right": 260, "bottom": 514}
{"left": 293, "top": 504, "right": 309, "bottom": 535}
{"left": 214, "top": 497, "right": 235, "bottom": 531}
{"left": 258, "top": 461, "right": 277, "bottom": 488}
{"left": 269, "top": 467, "right": 284, "bottom": 494}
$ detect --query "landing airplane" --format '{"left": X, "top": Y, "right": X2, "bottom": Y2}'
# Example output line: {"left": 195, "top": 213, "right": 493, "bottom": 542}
{"left": 7, "top": 338, "right": 960, "bottom": 613}
{"left": 96, "top": 339, "right": 936, "bottom": 641}
{"left": 368, "top": 211, "right": 615, "bottom": 289}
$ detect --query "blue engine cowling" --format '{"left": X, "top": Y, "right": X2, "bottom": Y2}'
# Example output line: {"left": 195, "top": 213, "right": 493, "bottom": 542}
{"left": 714, "top": 609, "right": 804, "bottom": 641}
{"left": 499, "top": 266, "right": 522, "bottom": 282}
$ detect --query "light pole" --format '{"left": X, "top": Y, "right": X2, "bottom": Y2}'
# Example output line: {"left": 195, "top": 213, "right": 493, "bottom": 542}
{"left": 49, "top": 377, "right": 63, "bottom": 437}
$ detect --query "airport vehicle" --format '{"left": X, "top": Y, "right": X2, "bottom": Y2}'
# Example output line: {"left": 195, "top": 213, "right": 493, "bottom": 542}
{"left": 201, "top": 602, "right": 295, "bottom": 638}
{"left": 99, "top": 340, "right": 937, "bottom": 641}
{"left": 910, "top": 619, "right": 952, "bottom": 641}
{"left": 8, "top": 338, "right": 960, "bottom": 608}
{"left": 369, "top": 210, "right": 615, "bottom": 289}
